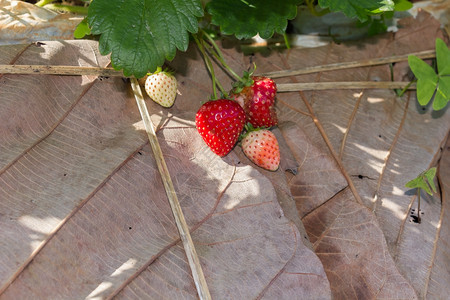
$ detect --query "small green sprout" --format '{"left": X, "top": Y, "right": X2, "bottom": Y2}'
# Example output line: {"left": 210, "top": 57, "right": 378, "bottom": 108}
{"left": 405, "top": 167, "right": 437, "bottom": 223}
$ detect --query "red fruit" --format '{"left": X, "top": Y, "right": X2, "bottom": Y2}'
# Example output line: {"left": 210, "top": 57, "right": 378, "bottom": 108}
{"left": 232, "top": 76, "right": 278, "bottom": 128}
{"left": 241, "top": 128, "right": 280, "bottom": 171}
{"left": 195, "top": 99, "right": 246, "bottom": 157}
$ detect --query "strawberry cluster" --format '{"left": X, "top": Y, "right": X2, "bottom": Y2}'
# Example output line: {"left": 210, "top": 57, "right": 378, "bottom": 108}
{"left": 195, "top": 76, "right": 280, "bottom": 171}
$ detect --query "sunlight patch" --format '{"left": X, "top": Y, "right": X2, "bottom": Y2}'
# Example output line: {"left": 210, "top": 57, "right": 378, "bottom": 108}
{"left": 86, "top": 281, "right": 113, "bottom": 300}
{"left": 367, "top": 97, "right": 385, "bottom": 104}
{"left": 382, "top": 197, "right": 404, "bottom": 219}
{"left": 18, "top": 214, "right": 61, "bottom": 234}
{"left": 132, "top": 120, "right": 145, "bottom": 131}
{"left": 111, "top": 258, "right": 138, "bottom": 276}
{"left": 353, "top": 143, "right": 388, "bottom": 159}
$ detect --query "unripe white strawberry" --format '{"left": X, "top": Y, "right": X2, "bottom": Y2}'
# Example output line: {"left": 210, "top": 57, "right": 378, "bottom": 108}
{"left": 145, "top": 71, "right": 178, "bottom": 108}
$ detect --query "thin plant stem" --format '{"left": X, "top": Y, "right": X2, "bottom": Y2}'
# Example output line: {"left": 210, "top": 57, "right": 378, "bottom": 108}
{"left": 397, "top": 79, "right": 416, "bottom": 97}
{"left": 35, "top": 0, "right": 55, "bottom": 7}
{"left": 200, "top": 29, "right": 244, "bottom": 82}
{"left": 197, "top": 42, "right": 228, "bottom": 97}
{"left": 417, "top": 189, "right": 421, "bottom": 223}
{"left": 0, "top": 64, "right": 123, "bottom": 77}
{"left": 389, "top": 63, "right": 394, "bottom": 82}
{"left": 193, "top": 34, "right": 226, "bottom": 99}
{"left": 283, "top": 33, "right": 291, "bottom": 50}
{"left": 44, "top": 4, "right": 89, "bottom": 15}
{"left": 276, "top": 81, "right": 416, "bottom": 92}
{"left": 259, "top": 50, "right": 436, "bottom": 78}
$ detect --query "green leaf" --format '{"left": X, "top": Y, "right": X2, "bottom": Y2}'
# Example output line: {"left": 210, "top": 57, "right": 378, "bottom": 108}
{"left": 318, "top": 0, "right": 394, "bottom": 22}
{"left": 408, "top": 55, "right": 438, "bottom": 106}
{"left": 74, "top": 18, "right": 91, "bottom": 39}
{"left": 405, "top": 177, "right": 422, "bottom": 189}
{"left": 206, "top": 0, "right": 301, "bottom": 39}
{"left": 367, "top": 18, "right": 388, "bottom": 36}
{"left": 393, "top": 0, "right": 412, "bottom": 11}
{"left": 405, "top": 168, "right": 437, "bottom": 195}
{"left": 436, "top": 38, "right": 450, "bottom": 75}
{"left": 87, "top": 0, "right": 203, "bottom": 78}
{"left": 433, "top": 76, "right": 450, "bottom": 110}
{"left": 408, "top": 55, "right": 438, "bottom": 80}
{"left": 424, "top": 167, "right": 437, "bottom": 194}
{"left": 416, "top": 78, "right": 437, "bottom": 106}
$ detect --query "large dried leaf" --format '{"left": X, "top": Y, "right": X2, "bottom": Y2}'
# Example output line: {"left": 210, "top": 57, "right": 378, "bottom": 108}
{"left": 1, "top": 9, "right": 450, "bottom": 300}
{"left": 0, "top": 40, "right": 330, "bottom": 298}
{"left": 426, "top": 137, "right": 450, "bottom": 298}
{"left": 246, "top": 11, "right": 449, "bottom": 298}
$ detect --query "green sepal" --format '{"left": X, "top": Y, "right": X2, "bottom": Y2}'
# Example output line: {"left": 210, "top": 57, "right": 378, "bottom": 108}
{"left": 232, "top": 64, "right": 257, "bottom": 93}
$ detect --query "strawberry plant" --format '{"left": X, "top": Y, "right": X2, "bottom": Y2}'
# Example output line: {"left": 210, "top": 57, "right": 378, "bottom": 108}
{"left": 83, "top": 0, "right": 405, "bottom": 78}
{"left": 408, "top": 38, "right": 450, "bottom": 111}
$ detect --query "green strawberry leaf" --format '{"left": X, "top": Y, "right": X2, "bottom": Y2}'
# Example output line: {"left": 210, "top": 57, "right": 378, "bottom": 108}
{"left": 433, "top": 76, "right": 450, "bottom": 110}
{"left": 436, "top": 38, "right": 450, "bottom": 76}
{"left": 206, "top": 0, "right": 301, "bottom": 39}
{"left": 393, "top": 0, "right": 412, "bottom": 11}
{"left": 318, "top": 0, "right": 394, "bottom": 22}
{"left": 87, "top": 0, "right": 203, "bottom": 78}
{"left": 74, "top": 18, "right": 91, "bottom": 39}
{"left": 367, "top": 18, "right": 388, "bottom": 36}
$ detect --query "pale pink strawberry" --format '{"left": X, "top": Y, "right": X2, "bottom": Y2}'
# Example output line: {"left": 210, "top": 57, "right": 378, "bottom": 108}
{"left": 241, "top": 128, "right": 280, "bottom": 171}
{"left": 145, "top": 71, "right": 177, "bottom": 107}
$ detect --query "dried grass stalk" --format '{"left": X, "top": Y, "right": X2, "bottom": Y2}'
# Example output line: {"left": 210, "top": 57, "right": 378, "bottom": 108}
{"left": 130, "top": 78, "right": 211, "bottom": 300}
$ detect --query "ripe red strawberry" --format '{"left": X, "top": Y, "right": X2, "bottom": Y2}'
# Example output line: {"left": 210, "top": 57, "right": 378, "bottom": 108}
{"left": 145, "top": 71, "right": 177, "bottom": 107}
{"left": 241, "top": 128, "right": 280, "bottom": 171}
{"left": 232, "top": 76, "right": 278, "bottom": 128}
{"left": 195, "top": 99, "right": 246, "bottom": 156}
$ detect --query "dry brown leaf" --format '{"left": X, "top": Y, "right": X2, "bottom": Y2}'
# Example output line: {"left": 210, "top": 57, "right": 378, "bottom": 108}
{"left": 0, "top": 40, "right": 330, "bottom": 299}
{"left": 426, "top": 136, "right": 450, "bottom": 298}
{"left": 1, "top": 9, "right": 449, "bottom": 300}
{"left": 245, "top": 11, "right": 449, "bottom": 299}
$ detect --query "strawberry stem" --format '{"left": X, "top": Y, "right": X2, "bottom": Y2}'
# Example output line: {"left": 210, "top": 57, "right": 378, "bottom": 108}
{"left": 193, "top": 33, "right": 220, "bottom": 99}
{"left": 200, "top": 29, "right": 244, "bottom": 83}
